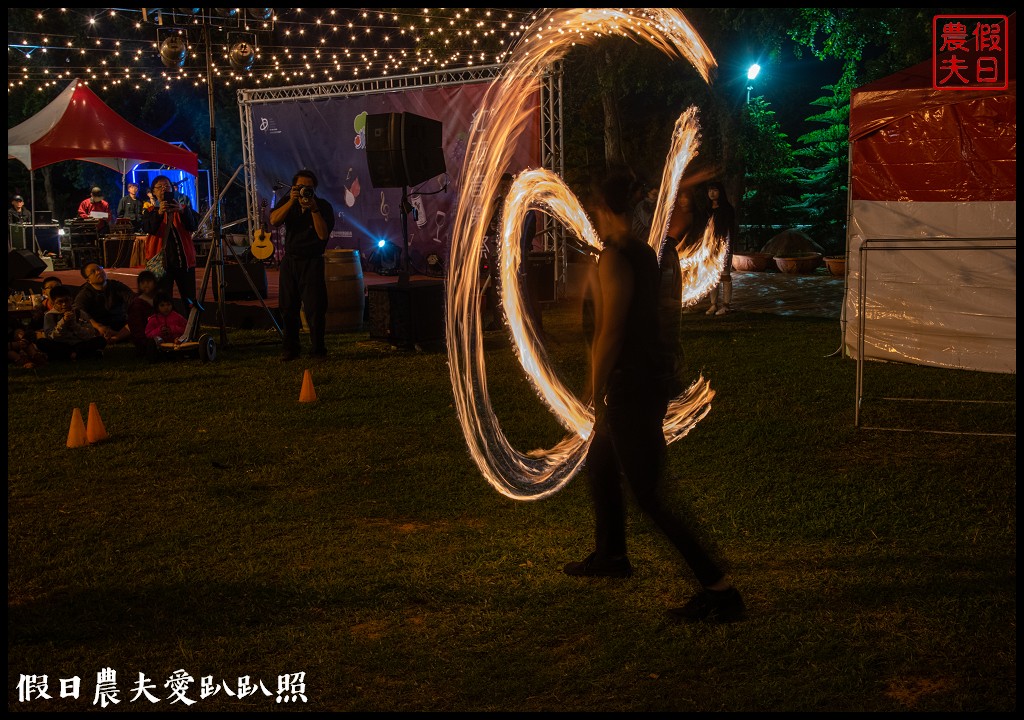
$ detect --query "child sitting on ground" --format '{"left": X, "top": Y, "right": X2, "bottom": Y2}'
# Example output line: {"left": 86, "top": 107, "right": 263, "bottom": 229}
{"left": 40, "top": 285, "right": 107, "bottom": 361}
{"left": 8, "top": 327, "right": 48, "bottom": 368}
{"left": 145, "top": 292, "right": 188, "bottom": 347}
{"left": 127, "top": 269, "right": 159, "bottom": 354}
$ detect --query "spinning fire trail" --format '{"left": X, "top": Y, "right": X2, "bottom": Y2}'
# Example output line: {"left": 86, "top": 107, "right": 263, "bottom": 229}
{"left": 447, "top": 8, "right": 728, "bottom": 500}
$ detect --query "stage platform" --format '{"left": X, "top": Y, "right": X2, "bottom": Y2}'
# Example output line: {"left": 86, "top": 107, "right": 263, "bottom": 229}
{"left": 9, "top": 262, "right": 433, "bottom": 331}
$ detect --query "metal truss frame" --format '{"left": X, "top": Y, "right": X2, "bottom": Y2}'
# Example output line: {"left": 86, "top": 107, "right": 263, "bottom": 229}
{"left": 236, "top": 63, "right": 567, "bottom": 296}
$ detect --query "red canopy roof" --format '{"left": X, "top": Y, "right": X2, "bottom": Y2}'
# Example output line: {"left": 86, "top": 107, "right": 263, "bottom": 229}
{"left": 849, "top": 14, "right": 1016, "bottom": 203}
{"left": 7, "top": 78, "right": 198, "bottom": 176}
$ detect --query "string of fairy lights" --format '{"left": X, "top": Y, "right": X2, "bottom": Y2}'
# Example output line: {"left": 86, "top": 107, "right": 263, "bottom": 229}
{"left": 7, "top": 8, "right": 542, "bottom": 95}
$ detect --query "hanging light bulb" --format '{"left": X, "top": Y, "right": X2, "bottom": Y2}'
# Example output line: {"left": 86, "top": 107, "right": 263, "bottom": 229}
{"left": 159, "top": 35, "right": 187, "bottom": 69}
{"left": 229, "top": 41, "right": 255, "bottom": 72}
{"left": 246, "top": 9, "right": 273, "bottom": 21}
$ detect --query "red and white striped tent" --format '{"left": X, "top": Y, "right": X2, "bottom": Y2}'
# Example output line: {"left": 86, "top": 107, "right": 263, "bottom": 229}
{"left": 8, "top": 78, "right": 197, "bottom": 176}
{"left": 844, "top": 32, "right": 1016, "bottom": 374}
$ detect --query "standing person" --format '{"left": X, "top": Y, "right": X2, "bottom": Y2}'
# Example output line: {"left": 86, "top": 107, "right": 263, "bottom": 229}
{"left": 74, "top": 261, "right": 135, "bottom": 345}
{"left": 9, "top": 195, "right": 31, "bottom": 224}
{"left": 631, "top": 181, "right": 658, "bottom": 242}
{"left": 269, "top": 169, "right": 335, "bottom": 361}
{"left": 668, "top": 186, "right": 705, "bottom": 255}
{"left": 142, "top": 175, "right": 200, "bottom": 313}
{"left": 562, "top": 169, "right": 745, "bottom": 625}
{"left": 78, "top": 186, "right": 111, "bottom": 234}
{"left": 117, "top": 183, "right": 144, "bottom": 230}
{"left": 704, "top": 181, "right": 739, "bottom": 316}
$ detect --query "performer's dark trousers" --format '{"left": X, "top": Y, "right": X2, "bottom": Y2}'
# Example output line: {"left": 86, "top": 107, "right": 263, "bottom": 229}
{"left": 279, "top": 255, "right": 327, "bottom": 354}
{"left": 586, "top": 370, "right": 724, "bottom": 587}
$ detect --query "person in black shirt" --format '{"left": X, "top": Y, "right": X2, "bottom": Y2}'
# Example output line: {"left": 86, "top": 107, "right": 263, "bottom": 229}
{"left": 116, "top": 183, "right": 144, "bottom": 229}
{"left": 9, "top": 195, "right": 31, "bottom": 225}
{"left": 562, "top": 168, "right": 745, "bottom": 625}
{"left": 269, "top": 169, "right": 335, "bottom": 360}
{"left": 73, "top": 262, "right": 135, "bottom": 345}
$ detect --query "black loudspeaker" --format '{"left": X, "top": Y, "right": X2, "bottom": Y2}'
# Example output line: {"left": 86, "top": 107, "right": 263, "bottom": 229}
{"left": 9, "top": 224, "right": 60, "bottom": 253}
{"left": 212, "top": 262, "right": 268, "bottom": 300}
{"left": 8, "top": 249, "right": 46, "bottom": 283}
{"left": 367, "top": 279, "right": 446, "bottom": 348}
{"left": 366, "top": 112, "right": 446, "bottom": 188}
{"left": 526, "top": 251, "right": 556, "bottom": 303}
{"left": 9, "top": 224, "right": 30, "bottom": 251}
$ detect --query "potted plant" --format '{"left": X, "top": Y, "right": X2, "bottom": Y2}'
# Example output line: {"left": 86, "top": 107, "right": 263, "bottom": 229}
{"left": 731, "top": 252, "right": 773, "bottom": 272}
{"left": 824, "top": 255, "right": 846, "bottom": 277}
{"left": 773, "top": 252, "right": 822, "bottom": 274}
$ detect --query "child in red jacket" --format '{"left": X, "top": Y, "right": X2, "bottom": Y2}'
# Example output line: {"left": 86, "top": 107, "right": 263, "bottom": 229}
{"left": 144, "top": 292, "right": 187, "bottom": 346}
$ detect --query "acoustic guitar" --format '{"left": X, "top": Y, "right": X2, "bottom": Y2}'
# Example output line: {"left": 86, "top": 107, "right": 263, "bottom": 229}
{"left": 251, "top": 199, "right": 274, "bottom": 260}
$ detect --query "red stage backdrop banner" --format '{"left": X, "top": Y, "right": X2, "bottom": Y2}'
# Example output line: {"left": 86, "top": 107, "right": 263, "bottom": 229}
{"left": 247, "top": 81, "right": 541, "bottom": 273}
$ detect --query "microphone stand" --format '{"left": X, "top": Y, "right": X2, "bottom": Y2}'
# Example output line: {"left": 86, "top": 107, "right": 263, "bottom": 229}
{"left": 398, "top": 186, "right": 413, "bottom": 286}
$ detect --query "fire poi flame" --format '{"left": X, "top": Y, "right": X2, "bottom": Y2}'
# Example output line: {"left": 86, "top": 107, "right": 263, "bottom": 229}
{"left": 447, "top": 8, "right": 726, "bottom": 500}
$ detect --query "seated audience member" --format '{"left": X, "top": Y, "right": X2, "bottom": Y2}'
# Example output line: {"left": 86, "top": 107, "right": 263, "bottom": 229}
{"left": 40, "top": 276, "right": 63, "bottom": 311}
{"left": 74, "top": 262, "right": 135, "bottom": 345}
{"left": 8, "top": 327, "right": 48, "bottom": 369}
{"left": 39, "top": 285, "right": 107, "bottom": 361}
{"left": 30, "top": 276, "right": 64, "bottom": 335}
{"left": 145, "top": 291, "right": 188, "bottom": 346}
{"left": 127, "top": 270, "right": 159, "bottom": 353}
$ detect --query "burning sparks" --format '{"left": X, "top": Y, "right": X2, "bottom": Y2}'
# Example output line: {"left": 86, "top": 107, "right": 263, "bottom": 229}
{"left": 447, "top": 8, "right": 722, "bottom": 500}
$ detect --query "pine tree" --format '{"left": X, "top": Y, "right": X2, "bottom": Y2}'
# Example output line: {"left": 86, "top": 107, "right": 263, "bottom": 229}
{"left": 739, "top": 97, "right": 800, "bottom": 251}
{"left": 790, "top": 72, "right": 855, "bottom": 255}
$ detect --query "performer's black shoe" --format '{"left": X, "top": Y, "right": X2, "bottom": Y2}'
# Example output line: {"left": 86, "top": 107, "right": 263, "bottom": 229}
{"left": 666, "top": 587, "right": 746, "bottom": 624}
{"left": 563, "top": 552, "right": 633, "bottom": 578}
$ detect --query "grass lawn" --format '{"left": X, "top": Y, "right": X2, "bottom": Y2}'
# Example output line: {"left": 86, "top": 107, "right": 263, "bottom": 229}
{"left": 7, "top": 297, "right": 1016, "bottom": 711}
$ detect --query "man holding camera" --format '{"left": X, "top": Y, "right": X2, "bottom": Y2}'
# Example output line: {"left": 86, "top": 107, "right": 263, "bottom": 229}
{"left": 269, "top": 169, "right": 335, "bottom": 361}
{"left": 142, "top": 175, "right": 200, "bottom": 313}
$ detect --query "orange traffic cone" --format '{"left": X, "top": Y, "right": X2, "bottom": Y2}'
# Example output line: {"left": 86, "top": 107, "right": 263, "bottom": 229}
{"left": 67, "top": 407, "right": 89, "bottom": 448}
{"left": 86, "top": 402, "right": 109, "bottom": 444}
{"left": 299, "top": 369, "right": 317, "bottom": 403}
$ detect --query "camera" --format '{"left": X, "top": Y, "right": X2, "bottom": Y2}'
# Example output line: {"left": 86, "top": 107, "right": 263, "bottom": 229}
{"left": 297, "top": 186, "right": 315, "bottom": 200}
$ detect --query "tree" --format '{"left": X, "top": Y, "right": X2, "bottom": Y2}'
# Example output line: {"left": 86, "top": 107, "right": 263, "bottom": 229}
{"left": 789, "top": 72, "right": 856, "bottom": 255}
{"left": 739, "top": 97, "right": 800, "bottom": 250}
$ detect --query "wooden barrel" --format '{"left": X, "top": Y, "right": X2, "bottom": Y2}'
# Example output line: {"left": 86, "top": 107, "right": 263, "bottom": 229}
{"left": 324, "top": 249, "right": 365, "bottom": 332}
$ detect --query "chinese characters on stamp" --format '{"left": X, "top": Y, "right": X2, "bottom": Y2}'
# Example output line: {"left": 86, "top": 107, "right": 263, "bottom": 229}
{"left": 933, "top": 15, "right": 1009, "bottom": 90}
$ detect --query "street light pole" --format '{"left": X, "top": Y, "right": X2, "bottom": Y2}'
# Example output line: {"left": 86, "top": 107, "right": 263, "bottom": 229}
{"left": 746, "top": 63, "right": 761, "bottom": 104}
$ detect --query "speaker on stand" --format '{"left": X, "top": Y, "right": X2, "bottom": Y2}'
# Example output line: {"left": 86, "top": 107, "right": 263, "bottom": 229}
{"left": 365, "top": 112, "right": 446, "bottom": 282}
